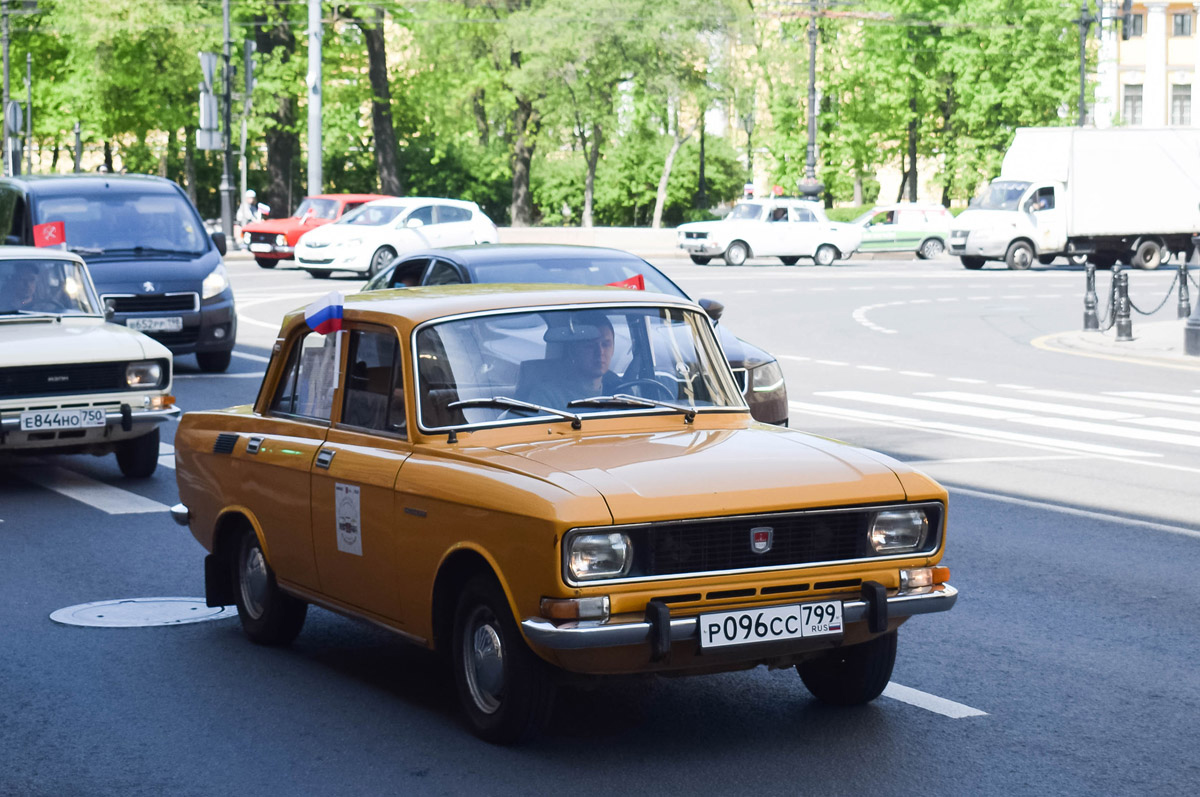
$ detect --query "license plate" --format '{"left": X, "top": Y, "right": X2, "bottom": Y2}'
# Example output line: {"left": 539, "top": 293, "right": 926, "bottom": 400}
{"left": 249, "top": 243, "right": 273, "bottom": 253}
{"left": 698, "top": 600, "right": 843, "bottom": 649}
{"left": 950, "top": 237, "right": 966, "bottom": 246}
{"left": 20, "top": 408, "right": 107, "bottom": 431}
{"left": 128, "top": 316, "right": 183, "bottom": 332}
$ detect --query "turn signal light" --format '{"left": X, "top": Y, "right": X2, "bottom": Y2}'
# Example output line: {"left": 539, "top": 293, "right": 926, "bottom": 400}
{"left": 932, "top": 566, "right": 950, "bottom": 584}
{"left": 540, "top": 596, "right": 610, "bottom": 621}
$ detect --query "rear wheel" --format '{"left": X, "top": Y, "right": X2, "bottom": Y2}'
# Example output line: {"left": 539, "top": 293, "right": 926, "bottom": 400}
{"left": 308, "top": 269, "right": 332, "bottom": 279}
{"left": 916, "top": 238, "right": 945, "bottom": 260}
{"left": 723, "top": 241, "right": 750, "bottom": 266}
{"left": 368, "top": 246, "right": 397, "bottom": 277}
{"left": 254, "top": 256, "right": 277, "bottom": 269}
{"left": 452, "top": 575, "right": 556, "bottom": 744}
{"left": 960, "top": 256, "right": 986, "bottom": 270}
{"left": 232, "top": 526, "right": 307, "bottom": 646}
{"left": 1068, "top": 254, "right": 1089, "bottom": 266}
{"left": 798, "top": 631, "right": 897, "bottom": 706}
{"left": 196, "top": 349, "right": 232, "bottom": 373}
{"left": 1005, "top": 240, "right": 1034, "bottom": 270}
{"left": 1132, "top": 239, "right": 1163, "bottom": 270}
{"left": 689, "top": 255, "right": 711, "bottom": 265}
{"left": 779, "top": 256, "right": 800, "bottom": 265}
{"left": 115, "top": 427, "right": 159, "bottom": 479}
{"left": 813, "top": 244, "right": 838, "bottom": 267}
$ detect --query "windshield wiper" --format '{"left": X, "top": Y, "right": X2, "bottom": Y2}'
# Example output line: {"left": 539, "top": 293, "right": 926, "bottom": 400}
{"left": 447, "top": 396, "right": 583, "bottom": 430}
{"left": 568, "top": 393, "right": 696, "bottom": 423}
{"left": 68, "top": 245, "right": 105, "bottom": 255}
{"left": 0, "top": 309, "right": 62, "bottom": 321}
{"left": 100, "top": 246, "right": 198, "bottom": 257}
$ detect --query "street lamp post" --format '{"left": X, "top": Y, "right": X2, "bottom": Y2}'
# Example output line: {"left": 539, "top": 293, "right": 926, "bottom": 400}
{"left": 799, "top": 0, "right": 824, "bottom": 197}
{"left": 742, "top": 112, "right": 754, "bottom": 176}
{"left": 1076, "top": 1, "right": 1096, "bottom": 127}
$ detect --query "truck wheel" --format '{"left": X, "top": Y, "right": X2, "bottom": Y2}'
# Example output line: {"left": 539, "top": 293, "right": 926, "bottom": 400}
{"left": 452, "top": 575, "right": 556, "bottom": 744}
{"left": 689, "top": 255, "right": 711, "bottom": 265}
{"left": 724, "top": 241, "right": 750, "bottom": 266}
{"left": 115, "top": 427, "right": 159, "bottom": 479}
{"left": 1068, "top": 254, "right": 1089, "bottom": 266}
{"left": 1005, "top": 241, "right": 1034, "bottom": 270}
{"left": 1037, "top": 254, "right": 1056, "bottom": 266}
{"left": 254, "top": 257, "right": 277, "bottom": 269}
{"left": 916, "top": 238, "right": 944, "bottom": 260}
{"left": 232, "top": 526, "right": 307, "bottom": 646}
{"left": 798, "top": 631, "right": 897, "bottom": 706}
{"left": 813, "top": 245, "right": 838, "bottom": 266}
{"left": 1132, "top": 240, "right": 1163, "bottom": 270}
{"left": 960, "top": 256, "right": 986, "bottom": 270}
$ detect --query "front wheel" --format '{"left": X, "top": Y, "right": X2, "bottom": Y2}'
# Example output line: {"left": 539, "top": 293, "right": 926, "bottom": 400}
{"left": 916, "top": 238, "right": 945, "bottom": 260}
{"left": 779, "top": 256, "right": 800, "bottom": 266}
{"left": 1068, "top": 254, "right": 1089, "bottom": 266}
{"left": 452, "top": 576, "right": 556, "bottom": 745}
{"left": 1005, "top": 240, "right": 1034, "bottom": 270}
{"left": 723, "top": 241, "right": 750, "bottom": 266}
{"left": 798, "top": 631, "right": 897, "bottom": 706}
{"left": 307, "top": 268, "right": 332, "bottom": 279}
{"left": 960, "top": 256, "right": 985, "bottom": 270}
{"left": 369, "top": 246, "right": 397, "bottom": 276}
{"left": 689, "top": 254, "right": 711, "bottom": 265}
{"left": 232, "top": 527, "right": 307, "bottom": 646}
{"left": 254, "top": 256, "right": 277, "bottom": 269}
{"left": 813, "top": 244, "right": 838, "bottom": 267}
{"left": 115, "top": 427, "right": 159, "bottom": 479}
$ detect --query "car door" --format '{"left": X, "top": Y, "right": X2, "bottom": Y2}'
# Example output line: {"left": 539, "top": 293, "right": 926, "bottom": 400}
{"left": 433, "top": 204, "right": 477, "bottom": 246}
{"left": 893, "top": 210, "right": 928, "bottom": 252}
{"left": 858, "top": 210, "right": 897, "bottom": 252}
{"left": 778, "top": 205, "right": 821, "bottom": 256}
{"left": 309, "top": 324, "right": 412, "bottom": 621}
{"left": 250, "top": 330, "right": 340, "bottom": 591}
{"left": 398, "top": 204, "right": 439, "bottom": 248}
{"left": 1026, "top": 186, "right": 1065, "bottom": 253}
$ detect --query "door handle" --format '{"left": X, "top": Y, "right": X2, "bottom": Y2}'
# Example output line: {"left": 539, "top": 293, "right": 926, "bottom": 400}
{"left": 315, "top": 448, "right": 335, "bottom": 469}
{"left": 246, "top": 436, "right": 263, "bottom": 455}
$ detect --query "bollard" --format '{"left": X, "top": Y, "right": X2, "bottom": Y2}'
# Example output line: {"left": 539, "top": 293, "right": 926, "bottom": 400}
{"left": 1179, "top": 257, "right": 1192, "bottom": 319}
{"left": 1115, "top": 270, "right": 1134, "bottom": 342}
{"left": 1083, "top": 261, "right": 1099, "bottom": 330}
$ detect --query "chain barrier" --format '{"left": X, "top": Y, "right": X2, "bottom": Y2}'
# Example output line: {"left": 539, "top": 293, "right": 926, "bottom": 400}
{"left": 1127, "top": 271, "right": 1179, "bottom": 316}
{"left": 1190, "top": 268, "right": 1200, "bottom": 290}
{"left": 1097, "top": 271, "right": 1117, "bottom": 332}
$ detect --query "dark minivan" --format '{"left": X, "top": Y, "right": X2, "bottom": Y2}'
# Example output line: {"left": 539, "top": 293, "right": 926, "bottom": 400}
{"left": 0, "top": 174, "right": 236, "bottom": 372}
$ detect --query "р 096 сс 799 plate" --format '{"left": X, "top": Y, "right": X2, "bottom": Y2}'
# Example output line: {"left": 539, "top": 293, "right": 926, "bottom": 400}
{"left": 698, "top": 601, "right": 843, "bottom": 649}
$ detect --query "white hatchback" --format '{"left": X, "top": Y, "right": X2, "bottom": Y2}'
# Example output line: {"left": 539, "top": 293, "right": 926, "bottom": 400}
{"left": 294, "top": 197, "right": 499, "bottom": 278}
{"left": 676, "top": 199, "right": 863, "bottom": 266}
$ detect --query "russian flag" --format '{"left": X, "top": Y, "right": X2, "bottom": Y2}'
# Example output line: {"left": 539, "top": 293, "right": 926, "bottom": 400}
{"left": 305, "top": 291, "right": 344, "bottom": 334}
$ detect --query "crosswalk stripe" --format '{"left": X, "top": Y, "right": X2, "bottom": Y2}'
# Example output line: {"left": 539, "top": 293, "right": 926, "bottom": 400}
{"left": 817, "top": 391, "right": 1022, "bottom": 421}
{"left": 1016, "top": 415, "right": 1200, "bottom": 449}
{"left": 1126, "top": 416, "right": 1200, "bottom": 434}
{"left": 22, "top": 467, "right": 169, "bottom": 514}
{"left": 1019, "top": 388, "right": 1200, "bottom": 416}
{"left": 918, "top": 391, "right": 1140, "bottom": 421}
{"left": 1105, "top": 391, "right": 1200, "bottom": 407}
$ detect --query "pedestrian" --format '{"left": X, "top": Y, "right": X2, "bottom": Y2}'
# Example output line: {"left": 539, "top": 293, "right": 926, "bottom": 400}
{"left": 236, "top": 189, "right": 263, "bottom": 230}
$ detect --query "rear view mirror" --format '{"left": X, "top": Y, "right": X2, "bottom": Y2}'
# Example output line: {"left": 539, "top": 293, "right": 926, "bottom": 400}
{"left": 211, "top": 231, "right": 227, "bottom": 256}
{"left": 698, "top": 298, "right": 724, "bottom": 323}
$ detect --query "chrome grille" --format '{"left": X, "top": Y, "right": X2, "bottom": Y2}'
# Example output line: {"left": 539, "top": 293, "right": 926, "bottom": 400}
{"left": 104, "top": 293, "right": 198, "bottom": 314}
{"left": 0, "top": 362, "right": 128, "bottom": 398}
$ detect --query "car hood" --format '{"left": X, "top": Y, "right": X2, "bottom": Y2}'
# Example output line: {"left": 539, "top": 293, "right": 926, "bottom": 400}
{"left": 0, "top": 317, "right": 165, "bottom": 367}
{"left": 491, "top": 425, "right": 907, "bottom": 524}
{"left": 81, "top": 250, "right": 222, "bottom": 295}
{"left": 243, "top": 217, "right": 326, "bottom": 235}
{"left": 952, "top": 209, "right": 1019, "bottom": 231}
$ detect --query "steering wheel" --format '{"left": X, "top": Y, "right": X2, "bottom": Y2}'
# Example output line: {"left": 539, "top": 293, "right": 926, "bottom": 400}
{"left": 614, "top": 378, "right": 675, "bottom": 401}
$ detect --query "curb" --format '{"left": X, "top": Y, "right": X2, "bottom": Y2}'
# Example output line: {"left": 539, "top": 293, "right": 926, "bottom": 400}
{"left": 1031, "top": 324, "right": 1200, "bottom": 372}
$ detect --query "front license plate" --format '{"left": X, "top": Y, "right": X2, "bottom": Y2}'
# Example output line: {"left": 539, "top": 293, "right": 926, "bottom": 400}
{"left": 698, "top": 601, "right": 843, "bottom": 649}
{"left": 248, "top": 243, "right": 273, "bottom": 253}
{"left": 20, "top": 408, "right": 107, "bottom": 431}
{"left": 128, "top": 316, "right": 183, "bottom": 332}
{"left": 950, "top": 237, "right": 966, "bottom": 246}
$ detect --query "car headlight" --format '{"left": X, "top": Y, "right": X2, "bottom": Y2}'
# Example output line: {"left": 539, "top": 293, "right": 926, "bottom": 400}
{"left": 201, "top": 265, "right": 230, "bottom": 299}
{"left": 241, "top": 232, "right": 250, "bottom": 244}
{"left": 275, "top": 234, "right": 287, "bottom": 246}
{"left": 567, "top": 532, "right": 632, "bottom": 581}
{"left": 869, "top": 509, "right": 929, "bottom": 553}
{"left": 126, "top": 360, "right": 164, "bottom": 388}
{"left": 749, "top": 360, "right": 785, "bottom": 393}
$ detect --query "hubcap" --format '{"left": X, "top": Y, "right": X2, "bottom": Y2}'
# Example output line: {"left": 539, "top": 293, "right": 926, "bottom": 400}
{"left": 239, "top": 541, "right": 270, "bottom": 620}
{"left": 463, "top": 608, "right": 505, "bottom": 714}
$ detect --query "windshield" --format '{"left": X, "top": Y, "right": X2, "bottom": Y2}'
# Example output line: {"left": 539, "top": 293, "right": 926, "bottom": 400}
{"left": 338, "top": 204, "right": 404, "bottom": 227}
{"left": 415, "top": 305, "right": 744, "bottom": 430}
{"left": 726, "top": 203, "right": 763, "bottom": 221}
{"left": 465, "top": 257, "right": 686, "bottom": 298}
{"left": 973, "top": 180, "right": 1031, "bottom": 211}
{"left": 294, "top": 198, "right": 339, "bottom": 220}
{"left": 36, "top": 191, "right": 208, "bottom": 255}
{"left": 0, "top": 259, "right": 101, "bottom": 316}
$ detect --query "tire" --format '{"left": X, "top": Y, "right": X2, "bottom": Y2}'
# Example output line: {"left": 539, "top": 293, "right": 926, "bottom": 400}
{"left": 254, "top": 256, "right": 277, "bottom": 269}
{"left": 196, "top": 349, "right": 232, "bottom": 373}
{"left": 798, "top": 631, "right": 898, "bottom": 706}
{"left": 232, "top": 526, "right": 307, "bottom": 646}
{"left": 813, "top": 244, "right": 838, "bottom": 267}
{"left": 916, "top": 238, "right": 944, "bottom": 260}
{"left": 723, "top": 241, "right": 750, "bottom": 266}
{"left": 1132, "top": 239, "right": 1163, "bottom": 270}
{"left": 1004, "top": 240, "right": 1034, "bottom": 270}
{"left": 115, "top": 427, "right": 159, "bottom": 479}
{"left": 452, "top": 575, "right": 556, "bottom": 745}
{"left": 779, "top": 256, "right": 800, "bottom": 266}
{"left": 1068, "top": 254, "right": 1089, "bottom": 266}
{"left": 368, "top": 246, "right": 397, "bottom": 277}
{"left": 689, "top": 255, "right": 711, "bottom": 265}
{"left": 1037, "top": 254, "right": 1056, "bottom": 266}
{"left": 308, "top": 269, "right": 332, "bottom": 279}
{"left": 960, "top": 256, "right": 986, "bottom": 270}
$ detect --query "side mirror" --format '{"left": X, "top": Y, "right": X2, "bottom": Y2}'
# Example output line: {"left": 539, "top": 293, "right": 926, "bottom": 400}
{"left": 406, "top": 217, "right": 425, "bottom": 229}
{"left": 104, "top": 304, "right": 115, "bottom": 321}
{"left": 211, "top": 231, "right": 227, "bottom": 256}
{"left": 698, "top": 298, "right": 724, "bottom": 323}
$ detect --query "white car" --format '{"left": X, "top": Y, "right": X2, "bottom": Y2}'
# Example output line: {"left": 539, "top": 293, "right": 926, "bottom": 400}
{"left": 294, "top": 197, "right": 499, "bottom": 278}
{"left": 0, "top": 248, "right": 179, "bottom": 478}
{"left": 677, "top": 198, "right": 863, "bottom": 266}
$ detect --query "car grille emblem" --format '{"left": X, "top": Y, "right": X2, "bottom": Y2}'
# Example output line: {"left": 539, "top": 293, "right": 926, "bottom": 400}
{"left": 47, "top": 375, "right": 70, "bottom": 383}
{"left": 142, "top": 281, "right": 155, "bottom": 292}
{"left": 750, "top": 526, "right": 774, "bottom": 554}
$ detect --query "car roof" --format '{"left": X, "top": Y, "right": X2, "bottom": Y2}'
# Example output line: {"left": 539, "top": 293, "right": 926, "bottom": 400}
{"left": 279, "top": 284, "right": 699, "bottom": 333}
{"left": 390, "top": 243, "right": 652, "bottom": 267}
{"left": 309, "top": 193, "right": 394, "bottom": 202}
{"left": 0, "top": 246, "right": 86, "bottom": 263}
{"left": 363, "top": 197, "right": 478, "bottom": 208}
{"left": 0, "top": 173, "right": 182, "bottom": 195}
{"left": 870, "top": 202, "right": 948, "bottom": 211}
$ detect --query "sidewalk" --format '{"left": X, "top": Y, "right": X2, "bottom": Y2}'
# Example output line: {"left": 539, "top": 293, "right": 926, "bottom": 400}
{"left": 1034, "top": 318, "right": 1200, "bottom": 371}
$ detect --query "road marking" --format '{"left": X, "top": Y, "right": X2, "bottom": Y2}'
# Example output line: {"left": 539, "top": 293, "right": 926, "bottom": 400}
{"left": 1106, "top": 391, "right": 1200, "bottom": 406}
{"left": 232, "top": 350, "right": 271, "bottom": 363}
{"left": 857, "top": 365, "right": 890, "bottom": 372}
{"left": 1020, "top": 388, "right": 1200, "bottom": 416}
{"left": 950, "top": 486, "right": 1200, "bottom": 541}
{"left": 996, "top": 384, "right": 1032, "bottom": 390}
{"left": 815, "top": 359, "right": 848, "bottom": 366}
{"left": 1128, "top": 416, "right": 1200, "bottom": 433}
{"left": 158, "top": 442, "right": 175, "bottom": 471}
{"left": 899, "top": 370, "right": 934, "bottom": 377}
{"left": 919, "top": 391, "right": 1140, "bottom": 421}
{"left": 882, "top": 683, "right": 987, "bottom": 718}
{"left": 818, "top": 391, "right": 1022, "bottom": 420}
{"left": 21, "top": 467, "right": 169, "bottom": 514}
{"left": 778, "top": 355, "right": 811, "bottom": 362}
{"left": 947, "top": 377, "right": 987, "bottom": 384}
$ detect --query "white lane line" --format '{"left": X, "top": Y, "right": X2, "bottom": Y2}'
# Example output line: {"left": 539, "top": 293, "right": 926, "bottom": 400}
{"left": 779, "top": 355, "right": 811, "bottom": 362}
{"left": 948, "top": 377, "right": 987, "bottom": 384}
{"left": 906, "top": 455, "right": 1083, "bottom": 465}
{"left": 817, "top": 391, "right": 1020, "bottom": 420}
{"left": 918, "top": 391, "right": 1140, "bottom": 421}
{"left": 232, "top": 351, "right": 271, "bottom": 363}
{"left": 815, "top": 359, "right": 849, "bottom": 366}
{"left": 1106, "top": 391, "right": 1200, "bottom": 406}
{"left": 1017, "top": 415, "right": 1200, "bottom": 449}
{"left": 899, "top": 371, "right": 934, "bottom": 378}
{"left": 996, "top": 384, "right": 1033, "bottom": 390}
{"left": 1021, "top": 388, "right": 1200, "bottom": 417}
{"left": 857, "top": 365, "right": 890, "bottom": 372}
{"left": 883, "top": 683, "right": 987, "bottom": 718}
{"left": 1127, "top": 416, "right": 1200, "bottom": 433}
{"left": 22, "top": 467, "right": 169, "bottom": 514}
{"left": 950, "top": 486, "right": 1200, "bottom": 541}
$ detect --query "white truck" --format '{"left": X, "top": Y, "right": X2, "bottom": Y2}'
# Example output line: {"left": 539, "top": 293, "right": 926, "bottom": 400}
{"left": 949, "top": 127, "right": 1200, "bottom": 270}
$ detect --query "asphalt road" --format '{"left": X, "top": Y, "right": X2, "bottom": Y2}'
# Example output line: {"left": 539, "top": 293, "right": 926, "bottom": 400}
{"left": 2, "top": 252, "right": 1197, "bottom": 796}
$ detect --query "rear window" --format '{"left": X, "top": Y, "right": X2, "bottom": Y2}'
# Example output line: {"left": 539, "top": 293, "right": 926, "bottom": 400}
{"left": 466, "top": 257, "right": 686, "bottom": 297}
{"left": 36, "top": 190, "right": 208, "bottom": 255}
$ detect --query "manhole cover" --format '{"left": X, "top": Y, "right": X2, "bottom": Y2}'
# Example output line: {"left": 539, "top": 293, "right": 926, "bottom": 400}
{"left": 50, "top": 598, "right": 237, "bottom": 628}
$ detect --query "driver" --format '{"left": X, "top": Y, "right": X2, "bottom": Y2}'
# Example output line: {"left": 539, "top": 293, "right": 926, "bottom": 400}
{"left": 1, "top": 264, "right": 40, "bottom": 312}
{"left": 523, "top": 313, "right": 620, "bottom": 409}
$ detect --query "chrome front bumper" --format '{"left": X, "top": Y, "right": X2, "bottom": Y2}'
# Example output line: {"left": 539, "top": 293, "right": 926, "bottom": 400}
{"left": 0, "top": 404, "right": 180, "bottom": 434}
{"left": 522, "top": 583, "right": 957, "bottom": 651}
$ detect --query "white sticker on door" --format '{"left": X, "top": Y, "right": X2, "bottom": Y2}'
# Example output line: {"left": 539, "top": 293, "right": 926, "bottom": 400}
{"left": 335, "top": 483, "right": 362, "bottom": 556}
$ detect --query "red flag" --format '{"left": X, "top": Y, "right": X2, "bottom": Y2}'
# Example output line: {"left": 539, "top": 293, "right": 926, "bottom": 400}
{"left": 33, "top": 221, "right": 66, "bottom": 248}
{"left": 606, "top": 274, "right": 645, "bottom": 291}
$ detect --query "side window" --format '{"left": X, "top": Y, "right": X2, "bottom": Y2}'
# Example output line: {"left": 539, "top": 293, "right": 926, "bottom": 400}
{"left": 340, "top": 202, "right": 365, "bottom": 217}
{"left": 341, "top": 329, "right": 405, "bottom": 435}
{"left": 408, "top": 205, "right": 435, "bottom": 226}
{"left": 425, "top": 259, "right": 463, "bottom": 285}
{"left": 790, "top": 207, "right": 816, "bottom": 223}
{"left": 388, "top": 258, "right": 430, "bottom": 288}
{"left": 436, "top": 205, "right": 472, "bottom": 223}
{"left": 270, "top": 331, "right": 339, "bottom": 421}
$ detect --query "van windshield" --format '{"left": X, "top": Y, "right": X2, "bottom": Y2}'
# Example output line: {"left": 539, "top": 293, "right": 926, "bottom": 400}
{"left": 37, "top": 192, "right": 208, "bottom": 256}
{"left": 973, "top": 181, "right": 1031, "bottom": 211}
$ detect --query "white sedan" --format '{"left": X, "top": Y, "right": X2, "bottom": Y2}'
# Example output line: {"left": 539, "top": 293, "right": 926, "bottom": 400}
{"left": 677, "top": 199, "right": 862, "bottom": 266}
{"left": 294, "top": 197, "right": 499, "bottom": 278}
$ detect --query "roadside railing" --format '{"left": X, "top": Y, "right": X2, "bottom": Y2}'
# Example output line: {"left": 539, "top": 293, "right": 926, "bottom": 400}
{"left": 1083, "top": 256, "right": 1196, "bottom": 345}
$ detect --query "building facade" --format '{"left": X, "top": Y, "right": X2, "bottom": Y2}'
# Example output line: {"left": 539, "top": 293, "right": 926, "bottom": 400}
{"left": 1095, "top": 2, "right": 1200, "bottom": 127}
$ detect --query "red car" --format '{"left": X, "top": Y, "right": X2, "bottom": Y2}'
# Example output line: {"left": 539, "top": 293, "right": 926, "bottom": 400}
{"left": 240, "top": 193, "right": 391, "bottom": 269}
